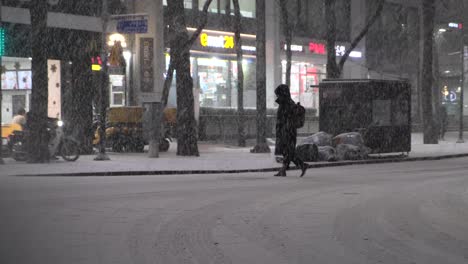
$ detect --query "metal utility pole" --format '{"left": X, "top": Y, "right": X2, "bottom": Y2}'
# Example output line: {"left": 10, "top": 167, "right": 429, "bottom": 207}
{"left": 95, "top": 0, "right": 110, "bottom": 160}
{"left": 251, "top": 0, "right": 270, "bottom": 153}
{"left": 0, "top": 1, "right": 3, "bottom": 164}
{"left": 457, "top": 0, "right": 465, "bottom": 143}
{"left": 148, "top": 0, "right": 165, "bottom": 158}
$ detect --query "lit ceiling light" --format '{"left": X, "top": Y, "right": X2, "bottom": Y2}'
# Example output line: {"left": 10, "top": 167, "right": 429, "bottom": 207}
{"left": 445, "top": 70, "right": 451, "bottom": 73}
{"left": 439, "top": 28, "right": 447, "bottom": 32}
{"left": 108, "top": 33, "right": 127, "bottom": 48}
{"left": 123, "top": 51, "right": 132, "bottom": 61}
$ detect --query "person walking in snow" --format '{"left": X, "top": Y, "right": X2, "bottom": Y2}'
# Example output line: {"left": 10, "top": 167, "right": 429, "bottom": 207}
{"left": 439, "top": 105, "right": 448, "bottom": 140}
{"left": 274, "top": 84, "right": 307, "bottom": 177}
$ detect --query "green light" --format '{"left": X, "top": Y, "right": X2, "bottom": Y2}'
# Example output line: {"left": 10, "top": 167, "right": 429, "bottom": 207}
{"left": 0, "top": 28, "right": 5, "bottom": 56}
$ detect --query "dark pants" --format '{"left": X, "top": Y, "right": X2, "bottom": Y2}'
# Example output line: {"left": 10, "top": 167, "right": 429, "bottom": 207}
{"left": 281, "top": 146, "right": 304, "bottom": 171}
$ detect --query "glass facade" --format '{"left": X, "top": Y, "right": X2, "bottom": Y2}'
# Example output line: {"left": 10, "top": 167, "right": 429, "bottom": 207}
{"left": 286, "top": 0, "right": 350, "bottom": 41}
{"left": 1, "top": 57, "right": 62, "bottom": 123}
{"left": 281, "top": 61, "right": 326, "bottom": 111}
{"left": 1, "top": 57, "right": 32, "bottom": 124}
{"left": 199, "top": 0, "right": 255, "bottom": 18}
{"left": 166, "top": 55, "right": 257, "bottom": 109}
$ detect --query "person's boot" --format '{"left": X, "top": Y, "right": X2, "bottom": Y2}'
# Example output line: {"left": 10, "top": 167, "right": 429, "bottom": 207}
{"left": 299, "top": 162, "right": 308, "bottom": 177}
{"left": 274, "top": 165, "right": 287, "bottom": 177}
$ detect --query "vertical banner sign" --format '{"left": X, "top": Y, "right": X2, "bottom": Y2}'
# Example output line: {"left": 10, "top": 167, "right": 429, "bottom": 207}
{"left": 140, "top": 38, "right": 154, "bottom": 92}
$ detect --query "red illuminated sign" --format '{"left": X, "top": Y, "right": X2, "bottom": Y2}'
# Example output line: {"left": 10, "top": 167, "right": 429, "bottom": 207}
{"left": 309, "top": 42, "right": 326, "bottom": 54}
{"left": 91, "top": 56, "right": 103, "bottom": 65}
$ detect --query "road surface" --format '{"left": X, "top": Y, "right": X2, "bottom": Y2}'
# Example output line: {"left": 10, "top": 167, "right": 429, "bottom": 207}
{"left": 1, "top": 158, "right": 468, "bottom": 264}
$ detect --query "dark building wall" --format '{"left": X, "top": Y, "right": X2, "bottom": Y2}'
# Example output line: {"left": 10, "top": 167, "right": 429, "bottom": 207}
{"left": 366, "top": 1, "right": 420, "bottom": 122}
{"left": 366, "top": 1, "right": 420, "bottom": 76}
{"left": 284, "top": 0, "right": 351, "bottom": 42}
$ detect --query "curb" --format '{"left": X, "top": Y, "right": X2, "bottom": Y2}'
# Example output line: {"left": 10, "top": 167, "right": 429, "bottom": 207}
{"left": 15, "top": 153, "right": 468, "bottom": 177}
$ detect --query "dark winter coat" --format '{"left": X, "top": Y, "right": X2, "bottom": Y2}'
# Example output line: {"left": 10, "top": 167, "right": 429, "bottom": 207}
{"left": 274, "top": 85, "right": 298, "bottom": 158}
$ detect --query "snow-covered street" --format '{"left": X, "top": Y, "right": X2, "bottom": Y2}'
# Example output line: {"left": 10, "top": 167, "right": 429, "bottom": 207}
{"left": 1, "top": 158, "right": 467, "bottom": 264}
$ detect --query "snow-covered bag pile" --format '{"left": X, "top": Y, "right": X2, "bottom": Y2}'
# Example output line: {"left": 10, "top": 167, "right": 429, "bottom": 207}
{"left": 332, "top": 132, "right": 371, "bottom": 160}
{"left": 297, "top": 132, "right": 336, "bottom": 162}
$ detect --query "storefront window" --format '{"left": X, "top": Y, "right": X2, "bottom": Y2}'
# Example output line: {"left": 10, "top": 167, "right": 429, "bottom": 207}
{"left": 165, "top": 55, "right": 256, "bottom": 109}
{"left": 282, "top": 61, "right": 325, "bottom": 111}
{"left": 197, "top": 57, "right": 229, "bottom": 107}
{"left": 1, "top": 57, "right": 32, "bottom": 124}
{"left": 109, "top": 75, "right": 125, "bottom": 106}
{"left": 163, "top": 0, "right": 193, "bottom": 9}
{"left": 198, "top": 0, "right": 255, "bottom": 18}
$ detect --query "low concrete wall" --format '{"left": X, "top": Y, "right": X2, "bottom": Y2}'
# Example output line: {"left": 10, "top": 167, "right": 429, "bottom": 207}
{"left": 198, "top": 108, "right": 319, "bottom": 140}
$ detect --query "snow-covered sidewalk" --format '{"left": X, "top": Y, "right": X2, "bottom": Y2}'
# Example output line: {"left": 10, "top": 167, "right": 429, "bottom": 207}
{"left": 2, "top": 132, "right": 468, "bottom": 176}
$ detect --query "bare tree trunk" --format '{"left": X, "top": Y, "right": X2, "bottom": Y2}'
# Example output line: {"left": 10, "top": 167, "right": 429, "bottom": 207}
{"left": 337, "top": 0, "right": 384, "bottom": 73}
{"left": 28, "top": 0, "right": 49, "bottom": 163}
{"left": 433, "top": 38, "right": 440, "bottom": 138}
{"left": 233, "top": 0, "right": 246, "bottom": 147}
{"left": 251, "top": 0, "right": 270, "bottom": 153}
{"left": 326, "top": 0, "right": 384, "bottom": 78}
{"left": 161, "top": 0, "right": 214, "bottom": 108}
{"left": 167, "top": 0, "right": 200, "bottom": 156}
{"left": 325, "top": 0, "right": 340, "bottom": 79}
{"left": 279, "top": 0, "right": 292, "bottom": 87}
{"left": 421, "top": 0, "right": 438, "bottom": 144}
{"left": 95, "top": 0, "right": 110, "bottom": 160}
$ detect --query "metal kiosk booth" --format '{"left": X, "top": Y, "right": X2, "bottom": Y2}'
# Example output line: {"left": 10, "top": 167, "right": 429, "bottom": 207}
{"left": 319, "top": 79, "right": 411, "bottom": 154}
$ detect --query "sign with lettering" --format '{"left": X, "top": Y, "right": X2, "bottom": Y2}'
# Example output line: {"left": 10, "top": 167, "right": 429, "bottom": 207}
{"left": 140, "top": 38, "right": 154, "bottom": 92}
{"left": 308, "top": 42, "right": 362, "bottom": 58}
{"left": 309, "top": 42, "right": 326, "bottom": 54}
{"left": 282, "top": 44, "right": 304, "bottom": 52}
{"left": 200, "top": 33, "right": 234, "bottom": 49}
{"left": 448, "top": 22, "right": 463, "bottom": 29}
{"left": 117, "top": 19, "right": 148, "bottom": 34}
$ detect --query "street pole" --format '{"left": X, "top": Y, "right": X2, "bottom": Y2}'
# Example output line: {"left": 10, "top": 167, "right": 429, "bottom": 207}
{"left": 148, "top": 0, "right": 165, "bottom": 158}
{"left": 457, "top": 2, "right": 465, "bottom": 143}
{"left": 0, "top": 1, "right": 4, "bottom": 164}
{"left": 95, "top": 0, "right": 110, "bottom": 160}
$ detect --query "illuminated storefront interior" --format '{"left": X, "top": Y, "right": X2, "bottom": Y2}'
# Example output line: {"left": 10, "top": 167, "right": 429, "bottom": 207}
{"left": 282, "top": 61, "right": 326, "bottom": 111}
{"left": 165, "top": 27, "right": 257, "bottom": 109}
{"left": 1, "top": 57, "right": 61, "bottom": 123}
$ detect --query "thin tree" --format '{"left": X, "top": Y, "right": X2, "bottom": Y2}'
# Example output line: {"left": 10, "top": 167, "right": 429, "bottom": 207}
{"left": 95, "top": 0, "right": 111, "bottom": 160}
{"left": 233, "top": 0, "right": 246, "bottom": 147}
{"left": 278, "top": 0, "right": 293, "bottom": 87}
{"left": 421, "top": 0, "right": 438, "bottom": 143}
{"left": 325, "top": 0, "right": 384, "bottom": 78}
{"left": 165, "top": 0, "right": 213, "bottom": 156}
{"left": 161, "top": 0, "right": 213, "bottom": 108}
{"left": 28, "top": 0, "right": 49, "bottom": 163}
{"left": 251, "top": 0, "right": 270, "bottom": 153}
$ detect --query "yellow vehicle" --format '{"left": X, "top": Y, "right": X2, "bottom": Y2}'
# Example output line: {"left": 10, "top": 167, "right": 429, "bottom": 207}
{"left": 2, "top": 123, "right": 23, "bottom": 156}
{"left": 1, "top": 123, "right": 23, "bottom": 138}
{"left": 93, "top": 107, "right": 146, "bottom": 152}
{"left": 93, "top": 107, "right": 175, "bottom": 152}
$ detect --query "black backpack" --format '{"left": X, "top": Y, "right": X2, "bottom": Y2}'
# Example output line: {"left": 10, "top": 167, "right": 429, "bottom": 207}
{"left": 292, "top": 102, "right": 306, "bottom": 128}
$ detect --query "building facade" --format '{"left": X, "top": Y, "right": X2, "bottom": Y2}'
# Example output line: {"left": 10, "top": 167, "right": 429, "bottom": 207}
{"left": 365, "top": 0, "right": 468, "bottom": 128}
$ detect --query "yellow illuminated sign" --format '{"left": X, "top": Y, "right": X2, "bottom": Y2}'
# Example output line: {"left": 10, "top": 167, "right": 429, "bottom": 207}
{"left": 92, "top": 64, "right": 102, "bottom": 71}
{"left": 200, "top": 33, "right": 234, "bottom": 49}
